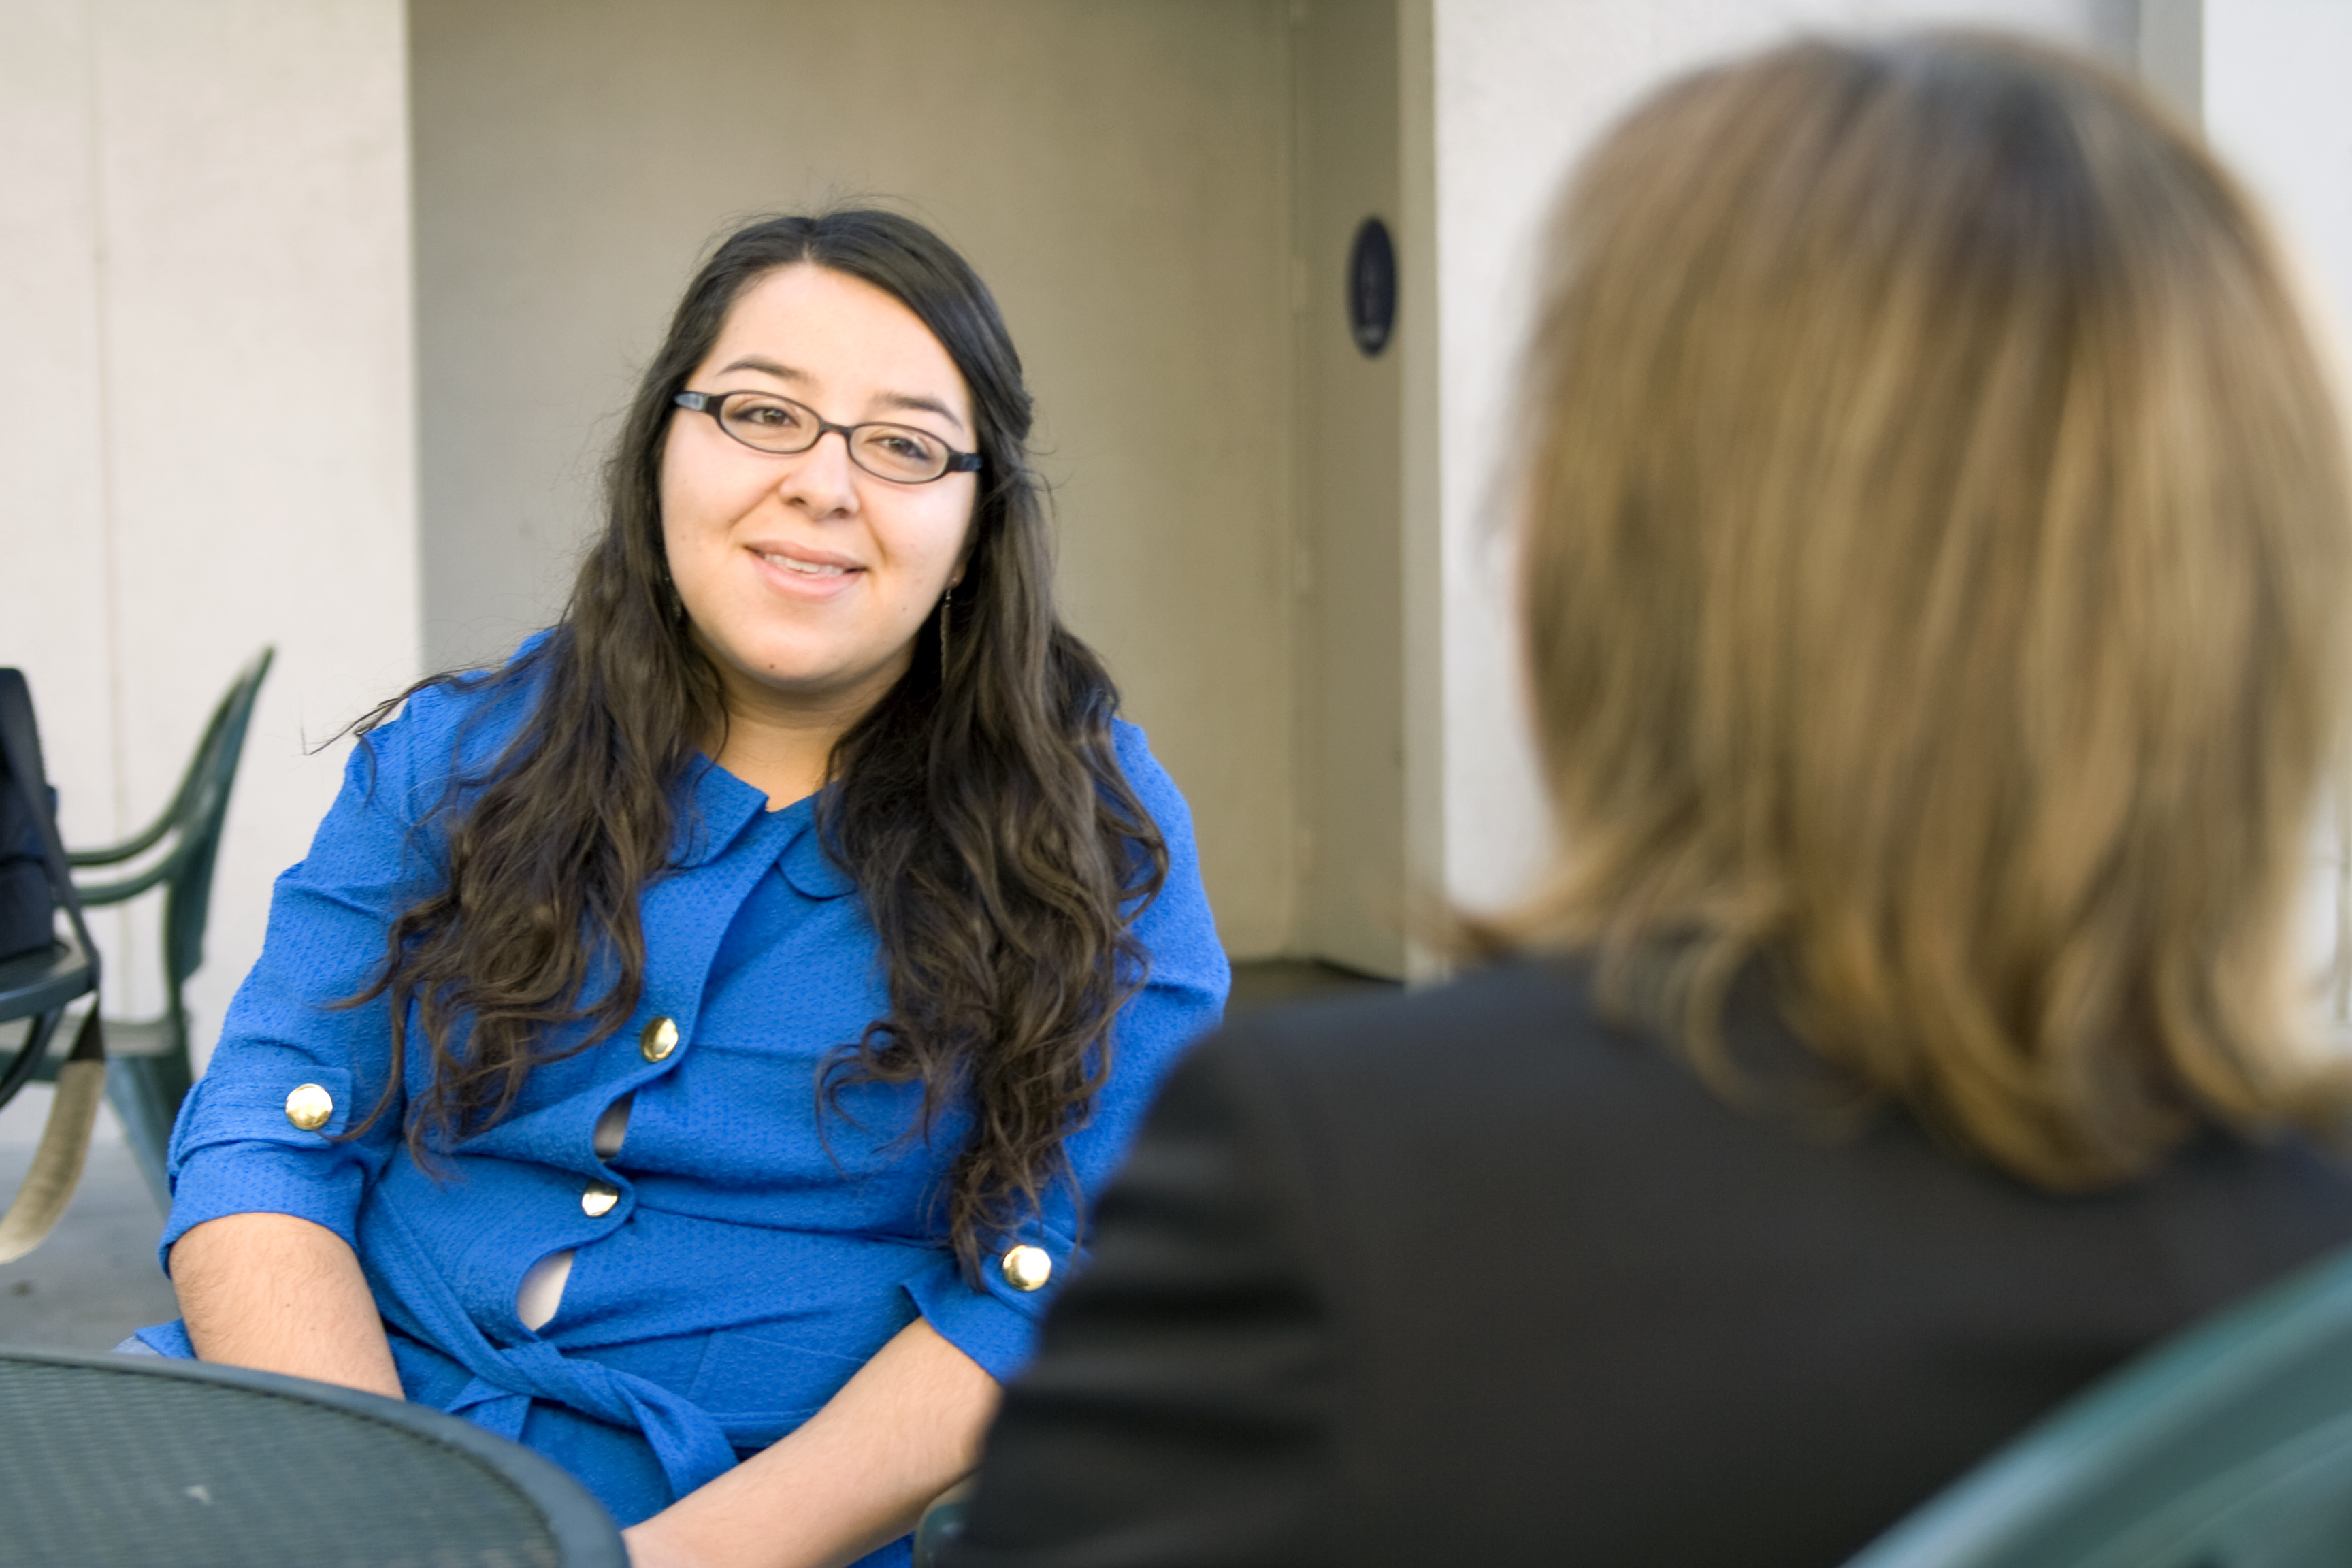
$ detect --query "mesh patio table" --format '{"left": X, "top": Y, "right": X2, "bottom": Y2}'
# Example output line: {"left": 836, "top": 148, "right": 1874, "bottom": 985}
{"left": 0, "top": 1348, "right": 626, "bottom": 1567}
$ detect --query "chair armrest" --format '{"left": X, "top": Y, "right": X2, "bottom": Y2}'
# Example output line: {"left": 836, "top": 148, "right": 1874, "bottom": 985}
{"left": 72, "top": 838, "right": 190, "bottom": 906}
{"left": 912, "top": 1479, "right": 977, "bottom": 1568}
{"left": 66, "top": 808, "right": 176, "bottom": 868}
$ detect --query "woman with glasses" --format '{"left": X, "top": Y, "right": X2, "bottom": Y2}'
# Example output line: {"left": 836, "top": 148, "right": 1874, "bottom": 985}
{"left": 131, "top": 210, "right": 1228, "bottom": 1568}
{"left": 942, "top": 34, "right": 2352, "bottom": 1567}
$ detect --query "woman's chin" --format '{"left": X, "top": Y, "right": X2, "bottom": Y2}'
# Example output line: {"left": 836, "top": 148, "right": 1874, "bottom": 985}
{"left": 707, "top": 644, "right": 916, "bottom": 716}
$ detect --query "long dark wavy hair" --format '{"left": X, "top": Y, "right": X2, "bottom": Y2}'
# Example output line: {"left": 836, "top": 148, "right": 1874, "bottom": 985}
{"left": 346, "top": 210, "right": 1168, "bottom": 1277}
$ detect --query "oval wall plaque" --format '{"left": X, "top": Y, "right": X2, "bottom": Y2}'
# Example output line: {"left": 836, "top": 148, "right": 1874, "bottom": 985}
{"left": 1348, "top": 217, "right": 1396, "bottom": 357}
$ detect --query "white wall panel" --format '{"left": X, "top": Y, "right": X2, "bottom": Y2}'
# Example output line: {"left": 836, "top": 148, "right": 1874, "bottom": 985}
{"left": 2204, "top": 2, "right": 2352, "bottom": 363}
{"left": 2199, "top": 0, "right": 2352, "bottom": 1029}
{"left": 0, "top": 0, "right": 114, "bottom": 851}
{"left": 0, "top": 0, "right": 419, "bottom": 1063}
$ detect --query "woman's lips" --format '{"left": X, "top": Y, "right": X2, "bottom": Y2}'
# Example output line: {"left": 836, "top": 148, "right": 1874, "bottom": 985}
{"left": 757, "top": 548, "right": 851, "bottom": 578}
{"left": 748, "top": 544, "right": 862, "bottom": 595}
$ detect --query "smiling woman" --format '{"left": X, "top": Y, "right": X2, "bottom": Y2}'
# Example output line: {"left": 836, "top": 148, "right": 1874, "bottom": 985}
{"left": 128, "top": 211, "right": 1230, "bottom": 1568}
{"left": 661, "top": 265, "right": 983, "bottom": 790}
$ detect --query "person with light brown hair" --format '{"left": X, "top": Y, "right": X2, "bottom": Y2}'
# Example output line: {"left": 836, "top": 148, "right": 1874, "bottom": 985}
{"left": 937, "top": 31, "right": 2352, "bottom": 1568}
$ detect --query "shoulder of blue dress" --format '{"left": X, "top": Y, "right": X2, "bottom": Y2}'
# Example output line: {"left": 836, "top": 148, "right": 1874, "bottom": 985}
{"left": 1104, "top": 721, "right": 1222, "bottom": 986}
{"left": 346, "top": 631, "right": 563, "bottom": 804}
{"left": 1109, "top": 717, "right": 1190, "bottom": 818}
{"left": 1110, "top": 721, "right": 1205, "bottom": 873}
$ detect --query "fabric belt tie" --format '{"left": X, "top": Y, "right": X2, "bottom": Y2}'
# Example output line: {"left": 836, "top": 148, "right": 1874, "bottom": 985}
{"left": 369, "top": 1200, "right": 739, "bottom": 1501}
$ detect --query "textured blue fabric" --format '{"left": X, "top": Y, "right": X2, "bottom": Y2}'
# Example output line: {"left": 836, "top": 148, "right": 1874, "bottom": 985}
{"left": 139, "top": 659, "right": 1229, "bottom": 1547}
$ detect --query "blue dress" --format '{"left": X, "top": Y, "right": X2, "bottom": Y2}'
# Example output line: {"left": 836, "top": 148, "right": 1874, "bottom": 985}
{"left": 137, "top": 663, "right": 1229, "bottom": 1559}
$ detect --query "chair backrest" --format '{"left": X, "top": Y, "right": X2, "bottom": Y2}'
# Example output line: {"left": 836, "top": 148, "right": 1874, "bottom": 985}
{"left": 1844, "top": 1240, "right": 2352, "bottom": 1568}
{"left": 73, "top": 649, "right": 272, "bottom": 1009}
{"left": 158, "top": 647, "right": 272, "bottom": 996}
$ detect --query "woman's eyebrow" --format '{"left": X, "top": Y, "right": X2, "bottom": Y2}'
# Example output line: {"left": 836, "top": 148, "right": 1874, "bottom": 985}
{"left": 719, "top": 355, "right": 808, "bottom": 384}
{"left": 715, "top": 356, "right": 968, "bottom": 434}
{"left": 873, "top": 391, "right": 967, "bottom": 434}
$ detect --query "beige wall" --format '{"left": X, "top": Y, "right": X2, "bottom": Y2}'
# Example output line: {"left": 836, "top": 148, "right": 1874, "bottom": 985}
{"left": 1294, "top": 1, "right": 1407, "bottom": 977}
{"left": 0, "top": 0, "right": 419, "bottom": 1064}
{"left": 410, "top": 0, "right": 2149, "bottom": 973}
{"left": 410, "top": 0, "right": 1300, "bottom": 958}
{"left": 9, "top": 0, "right": 2288, "bottom": 1032}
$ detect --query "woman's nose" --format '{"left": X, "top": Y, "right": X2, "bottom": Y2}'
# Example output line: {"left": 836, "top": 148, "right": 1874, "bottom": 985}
{"left": 777, "top": 429, "right": 860, "bottom": 515}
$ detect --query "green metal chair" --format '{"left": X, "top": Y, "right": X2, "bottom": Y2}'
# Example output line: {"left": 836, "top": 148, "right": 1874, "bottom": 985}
{"left": 911, "top": 1480, "right": 973, "bottom": 1567}
{"left": 43, "top": 649, "right": 273, "bottom": 1210}
{"left": 1846, "top": 1238, "right": 2352, "bottom": 1568}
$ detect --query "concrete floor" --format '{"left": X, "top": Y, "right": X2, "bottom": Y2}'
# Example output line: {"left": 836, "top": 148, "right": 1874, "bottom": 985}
{"left": 0, "top": 1084, "right": 176, "bottom": 1354}
{"left": 0, "top": 958, "right": 1396, "bottom": 1356}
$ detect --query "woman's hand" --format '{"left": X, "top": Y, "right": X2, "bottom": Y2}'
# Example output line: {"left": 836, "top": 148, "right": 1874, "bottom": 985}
{"left": 621, "top": 1316, "right": 998, "bottom": 1568}
{"left": 171, "top": 1211, "right": 404, "bottom": 1400}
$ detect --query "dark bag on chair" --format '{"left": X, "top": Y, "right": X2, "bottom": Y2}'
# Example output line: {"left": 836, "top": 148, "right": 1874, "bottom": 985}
{"left": 0, "top": 668, "right": 108, "bottom": 1262}
{"left": 0, "top": 671, "right": 91, "bottom": 975}
{"left": 0, "top": 754, "right": 54, "bottom": 961}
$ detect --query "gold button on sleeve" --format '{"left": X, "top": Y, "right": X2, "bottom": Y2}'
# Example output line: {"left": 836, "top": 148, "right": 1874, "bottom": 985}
{"left": 284, "top": 1083, "right": 334, "bottom": 1132}
{"left": 640, "top": 1016, "right": 679, "bottom": 1062}
{"left": 1000, "top": 1245, "right": 1053, "bottom": 1292}
{"left": 581, "top": 1180, "right": 621, "bottom": 1219}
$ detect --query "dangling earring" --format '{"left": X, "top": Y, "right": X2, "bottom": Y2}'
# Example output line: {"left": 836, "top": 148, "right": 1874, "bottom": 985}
{"left": 938, "top": 589, "right": 953, "bottom": 681}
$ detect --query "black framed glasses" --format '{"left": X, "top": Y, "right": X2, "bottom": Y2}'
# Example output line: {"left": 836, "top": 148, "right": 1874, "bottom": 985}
{"left": 673, "top": 390, "right": 985, "bottom": 484}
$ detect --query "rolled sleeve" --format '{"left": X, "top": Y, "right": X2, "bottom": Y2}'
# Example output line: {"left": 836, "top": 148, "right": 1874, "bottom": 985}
{"left": 163, "top": 1060, "right": 365, "bottom": 1253}
{"left": 902, "top": 1213, "right": 1084, "bottom": 1382}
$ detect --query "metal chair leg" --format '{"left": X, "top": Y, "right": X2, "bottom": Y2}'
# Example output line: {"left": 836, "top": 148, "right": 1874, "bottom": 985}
{"left": 103, "top": 1056, "right": 185, "bottom": 1216}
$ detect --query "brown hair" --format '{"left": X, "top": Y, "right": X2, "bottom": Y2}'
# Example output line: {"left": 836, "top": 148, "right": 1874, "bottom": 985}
{"left": 1492, "top": 33, "right": 2352, "bottom": 1186}
{"left": 346, "top": 212, "right": 1164, "bottom": 1277}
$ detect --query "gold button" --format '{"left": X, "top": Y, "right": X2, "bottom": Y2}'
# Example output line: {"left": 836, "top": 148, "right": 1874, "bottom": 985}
{"left": 284, "top": 1083, "right": 334, "bottom": 1132}
{"left": 581, "top": 1180, "right": 620, "bottom": 1218}
{"left": 640, "top": 1016, "right": 679, "bottom": 1062}
{"left": 1000, "top": 1245, "right": 1053, "bottom": 1292}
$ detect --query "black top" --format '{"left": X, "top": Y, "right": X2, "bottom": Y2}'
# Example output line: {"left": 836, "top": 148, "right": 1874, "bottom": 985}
{"left": 943, "top": 960, "right": 2352, "bottom": 1567}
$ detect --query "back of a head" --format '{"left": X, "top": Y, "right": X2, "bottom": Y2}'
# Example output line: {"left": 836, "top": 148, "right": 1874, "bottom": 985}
{"left": 1509, "top": 32, "right": 2352, "bottom": 1185}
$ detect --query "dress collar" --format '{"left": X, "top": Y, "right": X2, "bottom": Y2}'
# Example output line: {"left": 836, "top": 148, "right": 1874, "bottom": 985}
{"left": 668, "top": 758, "right": 854, "bottom": 898}
{"left": 777, "top": 811, "right": 855, "bottom": 900}
{"left": 668, "top": 757, "right": 774, "bottom": 869}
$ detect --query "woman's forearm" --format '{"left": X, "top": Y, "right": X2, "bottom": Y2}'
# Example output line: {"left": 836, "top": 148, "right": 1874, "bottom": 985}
{"left": 170, "top": 1211, "right": 404, "bottom": 1400}
{"left": 623, "top": 1316, "right": 1000, "bottom": 1568}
